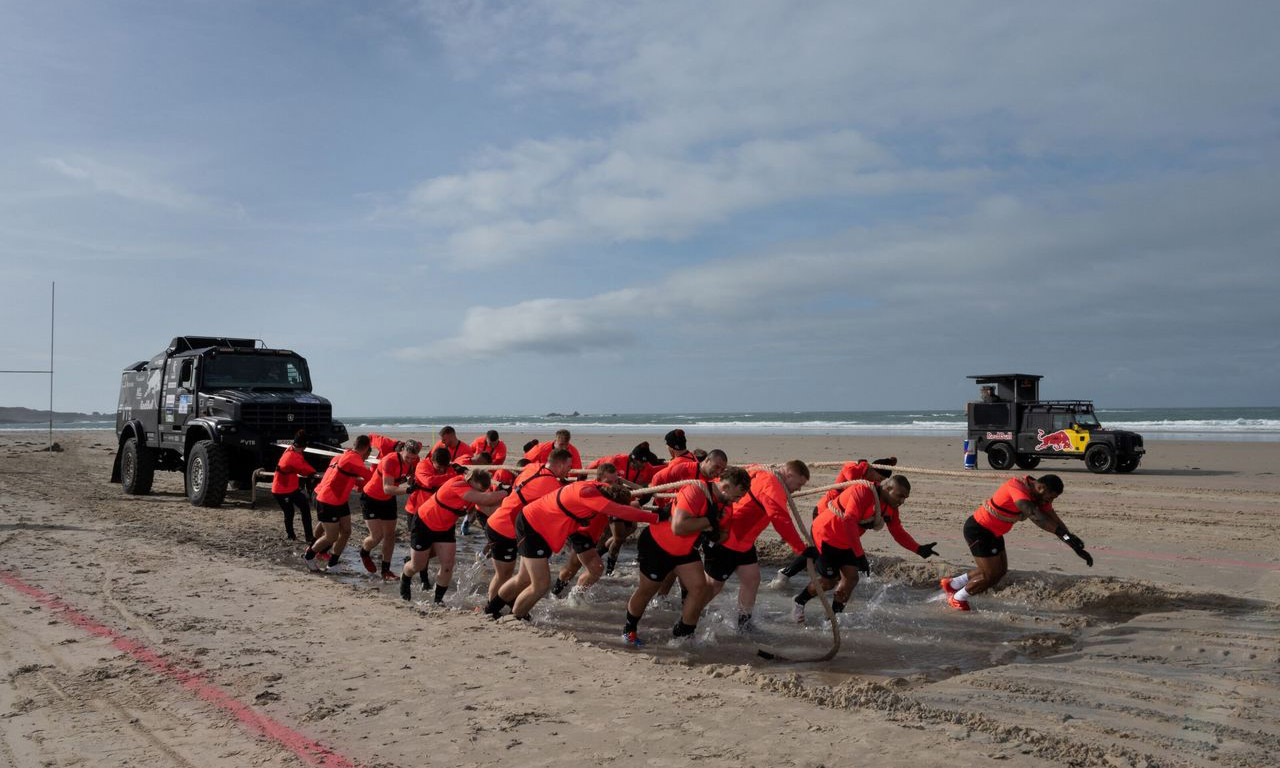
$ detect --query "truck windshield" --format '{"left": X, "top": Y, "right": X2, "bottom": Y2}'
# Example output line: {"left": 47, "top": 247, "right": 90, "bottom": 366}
{"left": 202, "top": 354, "right": 310, "bottom": 390}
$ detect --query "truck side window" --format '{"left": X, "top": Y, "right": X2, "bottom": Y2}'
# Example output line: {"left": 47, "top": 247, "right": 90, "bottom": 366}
{"left": 1053, "top": 414, "right": 1074, "bottom": 431}
{"left": 178, "top": 360, "right": 194, "bottom": 390}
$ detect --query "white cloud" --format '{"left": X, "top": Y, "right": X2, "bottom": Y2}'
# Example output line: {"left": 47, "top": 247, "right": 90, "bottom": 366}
{"left": 41, "top": 155, "right": 241, "bottom": 215}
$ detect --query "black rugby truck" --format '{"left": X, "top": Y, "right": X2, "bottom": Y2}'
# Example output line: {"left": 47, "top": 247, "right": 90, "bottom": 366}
{"left": 110, "top": 336, "right": 347, "bottom": 507}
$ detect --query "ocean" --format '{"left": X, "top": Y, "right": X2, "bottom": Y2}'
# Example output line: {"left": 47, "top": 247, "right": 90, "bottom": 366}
{"left": 7, "top": 407, "right": 1279, "bottom": 441}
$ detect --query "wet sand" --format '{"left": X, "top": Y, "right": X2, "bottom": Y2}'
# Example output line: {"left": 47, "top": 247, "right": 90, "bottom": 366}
{"left": 0, "top": 431, "right": 1276, "bottom": 767}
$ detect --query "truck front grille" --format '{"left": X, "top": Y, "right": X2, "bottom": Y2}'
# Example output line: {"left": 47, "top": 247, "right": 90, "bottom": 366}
{"left": 239, "top": 403, "right": 332, "bottom": 436}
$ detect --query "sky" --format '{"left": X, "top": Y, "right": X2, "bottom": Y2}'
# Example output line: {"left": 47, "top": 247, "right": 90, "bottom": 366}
{"left": 2, "top": 1, "right": 1279, "bottom": 416}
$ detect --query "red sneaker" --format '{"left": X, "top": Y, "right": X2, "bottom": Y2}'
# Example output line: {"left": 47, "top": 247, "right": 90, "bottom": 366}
{"left": 946, "top": 594, "right": 971, "bottom": 612}
{"left": 940, "top": 577, "right": 958, "bottom": 597}
{"left": 381, "top": 571, "right": 397, "bottom": 582}
{"left": 317, "top": 552, "right": 331, "bottom": 562}
{"left": 360, "top": 551, "right": 376, "bottom": 573}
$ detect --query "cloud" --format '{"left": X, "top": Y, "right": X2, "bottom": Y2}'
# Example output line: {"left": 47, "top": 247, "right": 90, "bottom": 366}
{"left": 41, "top": 155, "right": 242, "bottom": 215}
{"left": 401, "top": 2, "right": 1280, "bottom": 266}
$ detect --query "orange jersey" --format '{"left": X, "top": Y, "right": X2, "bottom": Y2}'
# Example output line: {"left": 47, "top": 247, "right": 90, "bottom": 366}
{"left": 721, "top": 469, "right": 806, "bottom": 553}
{"left": 486, "top": 463, "right": 565, "bottom": 539}
{"left": 369, "top": 433, "right": 400, "bottom": 457}
{"left": 406, "top": 461, "right": 459, "bottom": 514}
{"left": 362, "top": 451, "right": 415, "bottom": 502}
{"left": 589, "top": 453, "right": 660, "bottom": 485}
{"left": 812, "top": 484, "right": 914, "bottom": 557}
{"left": 819, "top": 461, "right": 872, "bottom": 515}
{"left": 647, "top": 456, "right": 702, "bottom": 508}
{"left": 416, "top": 475, "right": 473, "bottom": 532}
{"left": 469, "top": 436, "right": 507, "bottom": 464}
{"left": 523, "top": 441, "right": 583, "bottom": 469}
{"left": 491, "top": 467, "right": 516, "bottom": 487}
{"left": 271, "top": 447, "right": 315, "bottom": 494}
{"left": 974, "top": 476, "right": 1052, "bottom": 536}
{"left": 648, "top": 480, "right": 722, "bottom": 557}
{"left": 521, "top": 482, "right": 656, "bottom": 554}
{"left": 431, "top": 439, "right": 474, "bottom": 464}
{"left": 314, "top": 450, "right": 373, "bottom": 505}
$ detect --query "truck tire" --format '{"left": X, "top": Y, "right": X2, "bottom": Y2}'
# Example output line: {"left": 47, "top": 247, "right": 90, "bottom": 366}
{"left": 1014, "top": 454, "right": 1041, "bottom": 470}
{"left": 986, "top": 442, "right": 1015, "bottom": 470}
{"left": 1115, "top": 456, "right": 1140, "bottom": 473}
{"left": 187, "top": 440, "right": 230, "bottom": 507}
{"left": 120, "top": 437, "right": 156, "bottom": 495}
{"left": 1085, "top": 444, "right": 1117, "bottom": 474}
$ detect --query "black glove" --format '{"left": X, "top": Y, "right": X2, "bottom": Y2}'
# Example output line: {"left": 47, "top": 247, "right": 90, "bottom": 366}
{"left": 497, "top": 482, "right": 512, "bottom": 493}
{"left": 1056, "top": 527, "right": 1093, "bottom": 567}
{"left": 656, "top": 507, "right": 671, "bottom": 523}
{"left": 405, "top": 477, "right": 420, "bottom": 493}
{"left": 802, "top": 545, "right": 819, "bottom": 560}
{"left": 916, "top": 542, "right": 938, "bottom": 559}
{"left": 450, "top": 463, "right": 466, "bottom": 474}
{"left": 1076, "top": 548, "right": 1094, "bottom": 567}
{"left": 852, "top": 554, "right": 870, "bottom": 576}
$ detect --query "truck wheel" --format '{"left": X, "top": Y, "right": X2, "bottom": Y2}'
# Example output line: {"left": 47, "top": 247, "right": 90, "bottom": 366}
{"left": 986, "top": 443, "right": 1016, "bottom": 470}
{"left": 1014, "top": 454, "right": 1041, "bottom": 470}
{"left": 1085, "top": 444, "right": 1117, "bottom": 473}
{"left": 1115, "top": 456, "right": 1140, "bottom": 473}
{"left": 120, "top": 437, "right": 156, "bottom": 495}
{"left": 187, "top": 440, "right": 230, "bottom": 507}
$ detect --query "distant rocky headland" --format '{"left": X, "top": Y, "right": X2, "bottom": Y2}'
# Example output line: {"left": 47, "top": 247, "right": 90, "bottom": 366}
{"left": 0, "top": 406, "right": 107, "bottom": 424}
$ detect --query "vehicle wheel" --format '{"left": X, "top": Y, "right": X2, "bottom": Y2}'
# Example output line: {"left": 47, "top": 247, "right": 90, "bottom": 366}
{"left": 1014, "top": 454, "right": 1041, "bottom": 470}
{"left": 1115, "top": 456, "right": 1140, "bottom": 473}
{"left": 120, "top": 437, "right": 156, "bottom": 495}
{"left": 187, "top": 440, "right": 230, "bottom": 507}
{"left": 1085, "top": 444, "right": 1117, "bottom": 474}
{"left": 986, "top": 442, "right": 1016, "bottom": 470}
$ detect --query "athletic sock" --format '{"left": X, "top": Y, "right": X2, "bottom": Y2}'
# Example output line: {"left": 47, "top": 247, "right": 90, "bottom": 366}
{"left": 484, "top": 596, "right": 507, "bottom": 618}
{"left": 672, "top": 620, "right": 697, "bottom": 637}
{"left": 433, "top": 584, "right": 448, "bottom": 603}
{"left": 950, "top": 573, "right": 970, "bottom": 589}
{"left": 624, "top": 611, "right": 641, "bottom": 635}
{"left": 359, "top": 548, "right": 371, "bottom": 558}
{"left": 954, "top": 587, "right": 971, "bottom": 602}
{"left": 551, "top": 578, "right": 568, "bottom": 596}
{"left": 605, "top": 555, "right": 617, "bottom": 575}
{"left": 794, "top": 589, "right": 816, "bottom": 606}
{"left": 381, "top": 562, "right": 392, "bottom": 574}
{"left": 420, "top": 571, "right": 432, "bottom": 588}
{"left": 831, "top": 600, "right": 846, "bottom": 613}
{"left": 304, "top": 548, "right": 317, "bottom": 560}
{"left": 737, "top": 613, "right": 752, "bottom": 629}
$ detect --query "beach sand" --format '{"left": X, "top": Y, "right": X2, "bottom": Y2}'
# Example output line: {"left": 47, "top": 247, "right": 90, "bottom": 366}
{"left": 0, "top": 430, "right": 1275, "bottom": 767}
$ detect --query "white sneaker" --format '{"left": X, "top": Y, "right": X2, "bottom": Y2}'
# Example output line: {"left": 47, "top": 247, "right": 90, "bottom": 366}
{"left": 790, "top": 603, "right": 805, "bottom": 624}
{"left": 769, "top": 570, "right": 791, "bottom": 590}
{"left": 304, "top": 553, "right": 320, "bottom": 571}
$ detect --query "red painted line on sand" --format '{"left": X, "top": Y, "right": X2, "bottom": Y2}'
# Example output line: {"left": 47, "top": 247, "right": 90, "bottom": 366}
{"left": 0, "top": 570, "right": 361, "bottom": 768}
{"left": 913, "top": 530, "right": 1280, "bottom": 570}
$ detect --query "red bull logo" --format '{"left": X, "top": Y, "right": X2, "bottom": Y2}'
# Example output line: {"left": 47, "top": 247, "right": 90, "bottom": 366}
{"left": 1036, "top": 429, "right": 1075, "bottom": 452}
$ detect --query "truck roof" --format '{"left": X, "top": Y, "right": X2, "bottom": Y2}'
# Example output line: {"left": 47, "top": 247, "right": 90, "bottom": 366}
{"left": 967, "top": 373, "right": 1043, "bottom": 382}
{"left": 167, "top": 336, "right": 262, "bottom": 355}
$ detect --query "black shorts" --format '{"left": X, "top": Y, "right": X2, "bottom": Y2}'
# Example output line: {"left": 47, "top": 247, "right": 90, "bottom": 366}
{"left": 316, "top": 501, "right": 350, "bottom": 524}
{"left": 568, "top": 532, "right": 596, "bottom": 554}
{"left": 636, "top": 527, "right": 700, "bottom": 582}
{"left": 702, "top": 543, "right": 758, "bottom": 582}
{"left": 485, "top": 523, "right": 518, "bottom": 563}
{"left": 814, "top": 543, "right": 857, "bottom": 579}
{"left": 964, "top": 515, "right": 1005, "bottom": 558}
{"left": 515, "top": 513, "right": 553, "bottom": 559}
{"left": 360, "top": 493, "right": 399, "bottom": 521}
{"left": 409, "top": 514, "right": 455, "bottom": 551}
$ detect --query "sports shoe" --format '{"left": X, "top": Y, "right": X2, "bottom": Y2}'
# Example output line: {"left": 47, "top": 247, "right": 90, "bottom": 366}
{"left": 946, "top": 594, "right": 971, "bottom": 612}
{"left": 940, "top": 577, "right": 958, "bottom": 597}
{"left": 317, "top": 552, "right": 331, "bottom": 563}
{"left": 621, "top": 631, "right": 645, "bottom": 647}
{"left": 399, "top": 574, "right": 413, "bottom": 601}
{"left": 790, "top": 603, "right": 806, "bottom": 624}
{"left": 550, "top": 578, "right": 568, "bottom": 597}
{"left": 769, "top": 570, "right": 791, "bottom": 590}
{"left": 381, "top": 570, "right": 397, "bottom": 583}
{"left": 304, "top": 554, "right": 320, "bottom": 572}
{"left": 360, "top": 550, "right": 376, "bottom": 573}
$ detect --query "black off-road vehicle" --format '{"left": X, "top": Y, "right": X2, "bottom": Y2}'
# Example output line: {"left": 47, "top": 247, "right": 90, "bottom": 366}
{"left": 966, "top": 373, "right": 1145, "bottom": 474}
{"left": 110, "top": 336, "right": 347, "bottom": 506}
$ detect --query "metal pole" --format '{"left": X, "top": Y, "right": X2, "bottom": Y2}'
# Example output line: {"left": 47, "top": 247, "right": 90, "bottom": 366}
{"left": 49, "top": 282, "right": 55, "bottom": 450}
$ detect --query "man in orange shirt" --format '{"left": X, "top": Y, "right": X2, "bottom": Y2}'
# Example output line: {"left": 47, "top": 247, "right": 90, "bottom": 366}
{"left": 470, "top": 430, "right": 506, "bottom": 465}
{"left": 663, "top": 429, "right": 695, "bottom": 463}
{"left": 400, "top": 470, "right": 507, "bottom": 604}
{"left": 357, "top": 438, "right": 421, "bottom": 580}
{"left": 589, "top": 442, "right": 665, "bottom": 574}
{"left": 482, "top": 451, "right": 574, "bottom": 617}
{"left": 551, "top": 463, "right": 621, "bottom": 597}
{"left": 523, "top": 429, "right": 582, "bottom": 468}
{"left": 622, "top": 466, "right": 750, "bottom": 647}
{"left": 431, "top": 425, "right": 474, "bottom": 464}
{"left": 791, "top": 475, "right": 924, "bottom": 622}
{"left": 503, "top": 480, "right": 657, "bottom": 621}
{"left": 368, "top": 433, "right": 403, "bottom": 458}
{"left": 305, "top": 435, "right": 373, "bottom": 572}
{"left": 644, "top": 449, "right": 727, "bottom": 507}
{"left": 271, "top": 430, "right": 317, "bottom": 542}
{"left": 942, "top": 474, "right": 1090, "bottom": 611}
{"left": 703, "top": 461, "right": 813, "bottom": 630}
